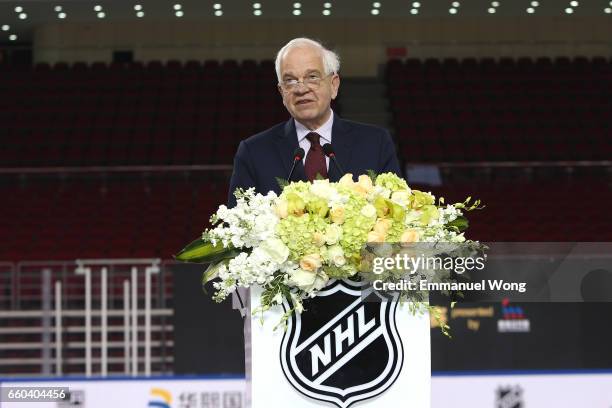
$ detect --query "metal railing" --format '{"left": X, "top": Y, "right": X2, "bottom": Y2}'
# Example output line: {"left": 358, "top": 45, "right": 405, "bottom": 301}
{"left": 0, "top": 259, "right": 174, "bottom": 378}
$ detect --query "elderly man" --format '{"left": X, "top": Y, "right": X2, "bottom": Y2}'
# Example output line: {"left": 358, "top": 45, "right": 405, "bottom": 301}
{"left": 227, "top": 37, "right": 401, "bottom": 208}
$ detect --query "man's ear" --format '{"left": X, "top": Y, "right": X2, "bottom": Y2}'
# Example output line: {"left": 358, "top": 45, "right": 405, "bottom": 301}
{"left": 331, "top": 74, "right": 340, "bottom": 100}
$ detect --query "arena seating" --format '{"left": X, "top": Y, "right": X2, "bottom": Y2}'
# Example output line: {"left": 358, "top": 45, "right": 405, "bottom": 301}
{"left": 1, "top": 57, "right": 609, "bottom": 166}
{"left": 427, "top": 179, "right": 612, "bottom": 242}
{"left": 387, "top": 57, "right": 612, "bottom": 162}
{"left": 0, "top": 178, "right": 226, "bottom": 261}
{"left": 0, "top": 60, "right": 289, "bottom": 167}
{"left": 0, "top": 57, "right": 610, "bottom": 258}
{"left": 0, "top": 177, "right": 610, "bottom": 264}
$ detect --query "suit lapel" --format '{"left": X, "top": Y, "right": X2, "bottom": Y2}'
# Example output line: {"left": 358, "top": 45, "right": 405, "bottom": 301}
{"left": 329, "top": 114, "right": 353, "bottom": 182}
{"left": 276, "top": 119, "right": 307, "bottom": 182}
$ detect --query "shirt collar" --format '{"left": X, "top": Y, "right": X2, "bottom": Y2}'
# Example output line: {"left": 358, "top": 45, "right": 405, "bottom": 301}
{"left": 295, "top": 109, "right": 334, "bottom": 145}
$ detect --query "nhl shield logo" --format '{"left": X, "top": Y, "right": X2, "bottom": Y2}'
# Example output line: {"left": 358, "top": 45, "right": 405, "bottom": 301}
{"left": 280, "top": 279, "right": 404, "bottom": 408}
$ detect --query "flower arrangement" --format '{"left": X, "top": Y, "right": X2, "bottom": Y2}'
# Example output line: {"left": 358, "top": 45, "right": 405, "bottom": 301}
{"left": 175, "top": 172, "right": 482, "bottom": 333}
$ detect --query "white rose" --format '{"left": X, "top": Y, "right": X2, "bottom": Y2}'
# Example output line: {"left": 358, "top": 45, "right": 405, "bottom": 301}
{"left": 259, "top": 238, "right": 289, "bottom": 264}
{"left": 324, "top": 224, "right": 342, "bottom": 245}
{"left": 310, "top": 179, "right": 335, "bottom": 200}
{"left": 391, "top": 191, "right": 411, "bottom": 207}
{"left": 374, "top": 186, "right": 391, "bottom": 199}
{"left": 312, "top": 271, "right": 329, "bottom": 291}
{"left": 405, "top": 209, "right": 421, "bottom": 224}
{"left": 289, "top": 269, "right": 329, "bottom": 292}
{"left": 312, "top": 232, "right": 326, "bottom": 247}
{"left": 289, "top": 269, "right": 316, "bottom": 290}
{"left": 327, "top": 245, "right": 346, "bottom": 267}
{"left": 361, "top": 204, "right": 377, "bottom": 219}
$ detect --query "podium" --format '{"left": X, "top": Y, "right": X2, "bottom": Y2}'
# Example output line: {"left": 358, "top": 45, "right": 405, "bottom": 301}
{"left": 245, "top": 279, "right": 431, "bottom": 408}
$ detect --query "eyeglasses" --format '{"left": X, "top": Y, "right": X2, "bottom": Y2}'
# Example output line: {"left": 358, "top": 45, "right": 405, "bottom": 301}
{"left": 280, "top": 73, "right": 333, "bottom": 91}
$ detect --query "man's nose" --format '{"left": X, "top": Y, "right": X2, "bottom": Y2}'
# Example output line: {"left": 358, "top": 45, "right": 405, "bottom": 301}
{"left": 292, "top": 82, "right": 310, "bottom": 94}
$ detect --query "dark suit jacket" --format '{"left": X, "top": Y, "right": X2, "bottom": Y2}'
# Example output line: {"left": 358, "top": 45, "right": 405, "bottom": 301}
{"left": 227, "top": 113, "right": 402, "bottom": 207}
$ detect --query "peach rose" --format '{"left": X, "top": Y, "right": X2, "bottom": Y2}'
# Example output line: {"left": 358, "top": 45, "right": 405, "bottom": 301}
{"left": 400, "top": 229, "right": 420, "bottom": 246}
{"left": 373, "top": 219, "right": 392, "bottom": 236}
{"left": 330, "top": 206, "right": 346, "bottom": 224}
{"left": 300, "top": 253, "right": 322, "bottom": 272}
{"left": 367, "top": 231, "right": 385, "bottom": 243}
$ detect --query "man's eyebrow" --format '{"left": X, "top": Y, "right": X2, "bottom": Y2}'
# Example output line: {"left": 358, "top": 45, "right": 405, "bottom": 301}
{"left": 282, "top": 69, "right": 322, "bottom": 79}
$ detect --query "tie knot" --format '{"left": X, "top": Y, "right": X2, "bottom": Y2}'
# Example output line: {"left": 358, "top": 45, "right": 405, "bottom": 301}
{"left": 306, "top": 132, "right": 321, "bottom": 149}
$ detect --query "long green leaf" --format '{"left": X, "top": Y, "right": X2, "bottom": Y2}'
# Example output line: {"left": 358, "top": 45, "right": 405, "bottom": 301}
{"left": 202, "top": 260, "right": 228, "bottom": 284}
{"left": 174, "top": 238, "right": 238, "bottom": 264}
{"left": 447, "top": 216, "right": 469, "bottom": 232}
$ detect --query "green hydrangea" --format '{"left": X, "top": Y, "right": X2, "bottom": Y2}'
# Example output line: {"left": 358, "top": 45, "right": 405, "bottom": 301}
{"left": 323, "top": 263, "right": 358, "bottom": 279}
{"left": 337, "top": 186, "right": 376, "bottom": 260}
{"left": 375, "top": 172, "right": 410, "bottom": 192}
{"left": 410, "top": 190, "right": 435, "bottom": 208}
{"left": 276, "top": 213, "right": 328, "bottom": 261}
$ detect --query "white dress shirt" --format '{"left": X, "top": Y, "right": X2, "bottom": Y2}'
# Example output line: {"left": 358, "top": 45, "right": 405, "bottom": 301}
{"left": 294, "top": 110, "right": 334, "bottom": 169}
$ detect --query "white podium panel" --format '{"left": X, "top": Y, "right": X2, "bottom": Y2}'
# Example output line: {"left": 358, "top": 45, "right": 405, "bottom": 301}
{"left": 247, "top": 280, "right": 431, "bottom": 408}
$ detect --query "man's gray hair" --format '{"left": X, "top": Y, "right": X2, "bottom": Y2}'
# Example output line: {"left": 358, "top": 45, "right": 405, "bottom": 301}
{"left": 275, "top": 38, "right": 340, "bottom": 83}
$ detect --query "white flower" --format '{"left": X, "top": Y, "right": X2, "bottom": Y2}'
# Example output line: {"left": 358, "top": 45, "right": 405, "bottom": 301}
{"left": 391, "top": 191, "right": 411, "bottom": 207}
{"left": 373, "top": 185, "right": 391, "bottom": 199}
{"left": 361, "top": 204, "right": 377, "bottom": 219}
{"left": 258, "top": 238, "right": 289, "bottom": 264}
{"left": 291, "top": 293, "right": 304, "bottom": 313}
{"left": 326, "top": 245, "right": 346, "bottom": 267}
{"left": 288, "top": 268, "right": 329, "bottom": 292}
{"left": 310, "top": 179, "right": 333, "bottom": 199}
{"left": 405, "top": 209, "right": 421, "bottom": 225}
{"left": 324, "top": 224, "right": 342, "bottom": 245}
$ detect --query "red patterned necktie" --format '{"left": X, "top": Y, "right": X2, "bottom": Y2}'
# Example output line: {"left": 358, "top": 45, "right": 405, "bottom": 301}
{"left": 304, "top": 132, "right": 328, "bottom": 182}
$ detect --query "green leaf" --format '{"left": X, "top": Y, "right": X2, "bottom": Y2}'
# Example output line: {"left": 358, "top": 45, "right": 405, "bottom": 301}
{"left": 202, "top": 260, "right": 227, "bottom": 284}
{"left": 447, "top": 215, "right": 469, "bottom": 232}
{"left": 366, "top": 169, "right": 378, "bottom": 183}
{"left": 174, "top": 237, "right": 239, "bottom": 264}
{"left": 276, "top": 177, "right": 289, "bottom": 189}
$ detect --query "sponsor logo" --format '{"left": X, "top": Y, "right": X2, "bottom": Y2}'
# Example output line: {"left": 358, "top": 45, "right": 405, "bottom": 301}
{"left": 496, "top": 385, "right": 523, "bottom": 408}
{"left": 148, "top": 388, "right": 172, "bottom": 408}
{"left": 280, "top": 279, "right": 403, "bottom": 408}
{"left": 497, "top": 299, "right": 530, "bottom": 333}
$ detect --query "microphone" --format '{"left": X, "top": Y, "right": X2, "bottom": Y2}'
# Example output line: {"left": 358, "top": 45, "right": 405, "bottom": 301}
{"left": 287, "top": 147, "right": 305, "bottom": 182}
{"left": 322, "top": 143, "right": 345, "bottom": 176}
